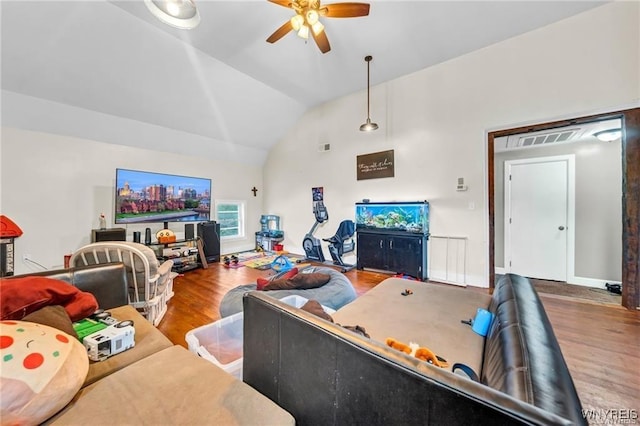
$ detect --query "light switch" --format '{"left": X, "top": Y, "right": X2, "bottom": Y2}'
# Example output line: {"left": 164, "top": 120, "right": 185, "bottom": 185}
{"left": 457, "top": 177, "right": 468, "bottom": 191}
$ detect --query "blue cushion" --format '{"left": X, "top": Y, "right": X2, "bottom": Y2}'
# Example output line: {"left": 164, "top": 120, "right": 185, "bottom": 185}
{"left": 219, "top": 267, "right": 357, "bottom": 317}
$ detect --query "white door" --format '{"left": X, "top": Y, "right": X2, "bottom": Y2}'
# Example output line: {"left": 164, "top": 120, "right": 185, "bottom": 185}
{"left": 505, "top": 156, "right": 572, "bottom": 281}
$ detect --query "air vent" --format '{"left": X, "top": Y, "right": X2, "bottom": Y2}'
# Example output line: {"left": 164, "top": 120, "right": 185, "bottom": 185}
{"left": 500, "top": 128, "right": 579, "bottom": 151}
{"left": 517, "top": 130, "right": 576, "bottom": 147}
{"left": 318, "top": 143, "right": 331, "bottom": 152}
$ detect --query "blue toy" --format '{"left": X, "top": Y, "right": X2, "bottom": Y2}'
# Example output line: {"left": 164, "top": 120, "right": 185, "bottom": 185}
{"left": 271, "top": 255, "right": 294, "bottom": 273}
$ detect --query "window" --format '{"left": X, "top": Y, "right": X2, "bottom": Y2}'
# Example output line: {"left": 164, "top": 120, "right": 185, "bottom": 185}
{"left": 215, "top": 200, "right": 245, "bottom": 239}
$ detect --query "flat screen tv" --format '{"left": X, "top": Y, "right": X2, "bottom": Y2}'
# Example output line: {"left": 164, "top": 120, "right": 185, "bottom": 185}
{"left": 115, "top": 168, "right": 211, "bottom": 224}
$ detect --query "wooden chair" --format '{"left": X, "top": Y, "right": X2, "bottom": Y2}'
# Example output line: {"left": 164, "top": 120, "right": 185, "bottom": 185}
{"left": 70, "top": 242, "right": 174, "bottom": 326}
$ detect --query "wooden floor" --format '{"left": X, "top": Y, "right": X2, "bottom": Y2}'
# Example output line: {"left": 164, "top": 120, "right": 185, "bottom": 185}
{"left": 158, "top": 262, "right": 640, "bottom": 416}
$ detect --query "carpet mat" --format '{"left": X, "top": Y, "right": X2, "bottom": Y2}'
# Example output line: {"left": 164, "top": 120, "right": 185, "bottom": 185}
{"left": 229, "top": 251, "right": 307, "bottom": 270}
{"left": 530, "top": 279, "right": 621, "bottom": 305}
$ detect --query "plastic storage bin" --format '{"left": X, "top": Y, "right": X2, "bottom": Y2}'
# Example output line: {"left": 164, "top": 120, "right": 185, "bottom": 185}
{"left": 279, "top": 295, "right": 336, "bottom": 314}
{"left": 186, "top": 311, "right": 244, "bottom": 379}
{"left": 186, "top": 296, "right": 335, "bottom": 380}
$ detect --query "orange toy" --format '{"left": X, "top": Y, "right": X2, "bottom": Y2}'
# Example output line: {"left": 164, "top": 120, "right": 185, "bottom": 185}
{"left": 385, "top": 337, "right": 449, "bottom": 368}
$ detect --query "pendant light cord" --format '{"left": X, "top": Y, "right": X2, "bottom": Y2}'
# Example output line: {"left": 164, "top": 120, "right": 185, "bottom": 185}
{"left": 366, "top": 55, "right": 372, "bottom": 119}
{"left": 360, "top": 55, "right": 378, "bottom": 131}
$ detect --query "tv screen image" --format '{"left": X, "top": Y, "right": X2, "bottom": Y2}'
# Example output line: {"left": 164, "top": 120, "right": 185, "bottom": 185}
{"left": 115, "top": 168, "right": 211, "bottom": 224}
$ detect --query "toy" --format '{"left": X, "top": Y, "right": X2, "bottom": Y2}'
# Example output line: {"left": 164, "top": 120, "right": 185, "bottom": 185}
{"left": 385, "top": 338, "right": 449, "bottom": 368}
{"left": 271, "top": 254, "right": 294, "bottom": 273}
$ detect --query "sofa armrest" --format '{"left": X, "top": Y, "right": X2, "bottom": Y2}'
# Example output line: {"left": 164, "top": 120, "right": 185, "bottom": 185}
{"left": 484, "top": 274, "right": 586, "bottom": 425}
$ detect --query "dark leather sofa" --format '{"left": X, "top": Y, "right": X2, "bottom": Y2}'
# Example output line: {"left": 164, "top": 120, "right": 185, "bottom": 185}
{"left": 9, "top": 262, "right": 128, "bottom": 309}
{"left": 242, "top": 273, "right": 586, "bottom": 425}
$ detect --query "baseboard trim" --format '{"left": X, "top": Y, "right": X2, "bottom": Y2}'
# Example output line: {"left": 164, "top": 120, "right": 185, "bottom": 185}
{"left": 567, "top": 276, "right": 622, "bottom": 289}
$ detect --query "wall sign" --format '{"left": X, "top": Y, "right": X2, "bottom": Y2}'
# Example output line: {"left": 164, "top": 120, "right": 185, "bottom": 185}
{"left": 357, "top": 149, "right": 395, "bottom": 180}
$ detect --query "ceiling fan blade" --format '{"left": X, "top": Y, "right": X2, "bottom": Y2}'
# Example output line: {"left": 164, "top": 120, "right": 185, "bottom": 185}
{"left": 266, "top": 20, "right": 294, "bottom": 43}
{"left": 323, "top": 2, "right": 370, "bottom": 18}
{"left": 312, "top": 29, "right": 331, "bottom": 54}
{"left": 267, "top": 0, "right": 293, "bottom": 8}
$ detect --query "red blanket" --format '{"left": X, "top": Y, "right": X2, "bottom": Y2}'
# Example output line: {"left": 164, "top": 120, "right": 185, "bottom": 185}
{"left": 0, "top": 276, "right": 98, "bottom": 322}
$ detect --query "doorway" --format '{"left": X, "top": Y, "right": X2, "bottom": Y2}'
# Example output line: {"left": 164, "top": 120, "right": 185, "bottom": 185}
{"left": 504, "top": 156, "right": 573, "bottom": 281}
{"left": 487, "top": 107, "right": 640, "bottom": 310}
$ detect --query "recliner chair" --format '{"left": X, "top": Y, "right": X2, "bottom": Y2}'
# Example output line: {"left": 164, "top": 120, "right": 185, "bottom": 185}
{"left": 70, "top": 242, "right": 174, "bottom": 326}
{"left": 323, "top": 220, "right": 356, "bottom": 272}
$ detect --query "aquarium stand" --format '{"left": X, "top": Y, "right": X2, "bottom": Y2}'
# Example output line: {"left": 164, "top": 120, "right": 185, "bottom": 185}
{"left": 356, "top": 230, "right": 428, "bottom": 281}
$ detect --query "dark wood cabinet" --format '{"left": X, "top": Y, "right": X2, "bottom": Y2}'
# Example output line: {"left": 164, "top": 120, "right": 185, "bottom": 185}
{"left": 356, "top": 230, "right": 428, "bottom": 280}
{"left": 356, "top": 232, "right": 387, "bottom": 271}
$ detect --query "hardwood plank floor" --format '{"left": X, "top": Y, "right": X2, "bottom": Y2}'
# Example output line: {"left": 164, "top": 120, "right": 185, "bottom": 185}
{"left": 157, "top": 262, "right": 640, "bottom": 417}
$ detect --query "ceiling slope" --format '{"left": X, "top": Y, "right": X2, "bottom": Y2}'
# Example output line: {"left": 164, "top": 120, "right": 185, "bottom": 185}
{"left": 1, "top": 1, "right": 607, "bottom": 159}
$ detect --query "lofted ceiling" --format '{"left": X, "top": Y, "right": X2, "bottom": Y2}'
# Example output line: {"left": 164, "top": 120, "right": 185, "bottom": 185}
{"left": 1, "top": 1, "right": 607, "bottom": 156}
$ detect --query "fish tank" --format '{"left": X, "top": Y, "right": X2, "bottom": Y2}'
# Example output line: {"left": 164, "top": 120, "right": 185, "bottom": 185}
{"left": 355, "top": 201, "right": 429, "bottom": 235}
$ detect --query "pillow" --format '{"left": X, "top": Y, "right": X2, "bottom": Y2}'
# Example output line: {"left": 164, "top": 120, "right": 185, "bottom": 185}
{"left": 0, "top": 320, "right": 89, "bottom": 425}
{"left": 22, "top": 306, "right": 78, "bottom": 340}
{"left": 261, "top": 272, "right": 331, "bottom": 291}
{"left": 256, "top": 268, "right": 299, "bottom": 291}
{"left": 300, "top": 300, "right": 334, "bottom": 323}
{"left": 0, "top": 277, "right": 98, "bottom": 322}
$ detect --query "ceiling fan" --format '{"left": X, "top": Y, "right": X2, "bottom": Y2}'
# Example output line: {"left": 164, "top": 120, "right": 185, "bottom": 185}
{"left": 266, "top": 0, "right": 370, "bottom": 54}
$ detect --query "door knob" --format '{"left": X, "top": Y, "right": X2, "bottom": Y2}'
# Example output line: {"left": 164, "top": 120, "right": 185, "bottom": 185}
{"left": 558, "top": 226, "right": 565, "bottom": 231}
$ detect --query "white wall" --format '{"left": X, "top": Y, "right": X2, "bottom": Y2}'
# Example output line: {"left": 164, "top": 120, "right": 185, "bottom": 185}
{"left": 263, "top": 1, "right": 640, "bottom": 287}
{"left": 1, "top": 127, "right": 262, "bottom": 275}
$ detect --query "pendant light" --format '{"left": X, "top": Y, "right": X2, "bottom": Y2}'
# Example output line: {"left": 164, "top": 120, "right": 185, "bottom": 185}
{"left": 360, "top": 55, "right": 378, "bottom": 132}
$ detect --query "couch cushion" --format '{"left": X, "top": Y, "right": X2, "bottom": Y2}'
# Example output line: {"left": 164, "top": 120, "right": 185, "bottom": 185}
{"left": 82, "top": 305, "right": 172, "bottom": 388}
{"left": 22, "top": 306, "right": 78, "bottom": 340}
{"left": 46, "top": 346, "right": 294, "bottom": 425}
{"left": 332, "top": 278, "right": 492, "bottom": 374}
{"left": 262, "top": 272, "right": 331, "bottom": 291}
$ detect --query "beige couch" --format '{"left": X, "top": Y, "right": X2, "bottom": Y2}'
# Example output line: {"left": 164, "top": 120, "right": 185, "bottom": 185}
{"left": 7, "top": 263, "right": 294, "bottom": 425}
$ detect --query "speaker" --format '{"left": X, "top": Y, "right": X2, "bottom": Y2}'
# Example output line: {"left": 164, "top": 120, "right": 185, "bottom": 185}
{"left": 91, "top": 228, "right": 126, "bottom": 243}
{"left": 144, "top": 228, "right": 152, "bottom": 245}
{"left": 185, "top": 223, "right": 195, "bottom": 240}
{"left": 133, "top": 231, "right": 141, "bottom": 243}
{"left": 197, "top": 221, "right": 221, "bottom": 263}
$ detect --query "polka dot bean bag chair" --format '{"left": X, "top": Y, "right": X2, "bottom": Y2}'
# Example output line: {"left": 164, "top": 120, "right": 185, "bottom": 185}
{"left": 0, "top": 320, "right": 89, "bottom": 425}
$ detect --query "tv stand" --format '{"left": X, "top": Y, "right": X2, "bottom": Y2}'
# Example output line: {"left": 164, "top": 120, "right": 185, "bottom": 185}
{"left": 147, "top": 238, "right": 201, "bottom": 273}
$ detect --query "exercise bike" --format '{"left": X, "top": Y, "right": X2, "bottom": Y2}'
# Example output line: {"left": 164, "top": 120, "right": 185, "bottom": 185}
{"left": 303, "top": 200, "right": 328, "bottom": 262}
{"left": 303, "top": 201, "right": 356, "bottom": 272}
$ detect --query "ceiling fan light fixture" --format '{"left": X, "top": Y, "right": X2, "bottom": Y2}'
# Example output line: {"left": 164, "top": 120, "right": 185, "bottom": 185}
{"left": 297, "top": 24, "right": 310, "bottom": 39}
{"left": 144, "top": 0, "right": 200, "bottom": 29}
{"left": 360, "top": 55, "right": 378, "bottom": 132}
{"left": 266, "top": 0, "right": 371, "bottom": 53}
{"left": 306, "top": 9, "right": 320, "bottom": 25}
{"left": 311, "top": 21, "right": 325, "bottom": 35}
{"left": 594, "top": 128, "right": 622, "bottom": 142}
{"left": 290, "top": 14, "right": 304, "bottom": 31}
